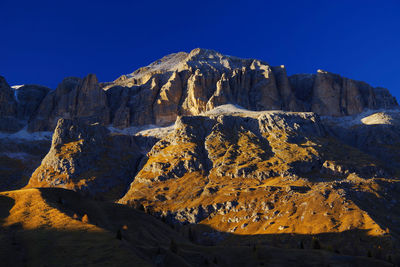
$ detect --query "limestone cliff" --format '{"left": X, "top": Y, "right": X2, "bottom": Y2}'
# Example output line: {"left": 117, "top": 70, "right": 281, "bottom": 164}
{"left": 1, "top": 48, "right": 398, "bottom": 133}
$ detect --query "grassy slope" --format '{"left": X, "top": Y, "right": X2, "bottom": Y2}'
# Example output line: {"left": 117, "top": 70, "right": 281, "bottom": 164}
{"left": 0, "top": 188, "right": 393, "bottom": 266}
{"left": 0, "top": 188, "right": 150, "bottom": 267}
{"left": 120, "top": 117, "right": 400, "bottom": 262}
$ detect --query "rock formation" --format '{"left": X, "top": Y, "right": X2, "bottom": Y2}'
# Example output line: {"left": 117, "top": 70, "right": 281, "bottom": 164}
{"left": 2, "top": 49, "right": 400, "bottom": 265}
{"left": 28, "top": 74, "right": 109, "bottom": 132}
{"left": 28, "top": 118, "right": 142, "bottom": 200}
{"left": 0, "top": 48, "right": 398, "bottom": 133}
{"left": 0, "top": 76, "right": 19, "bottom": 132}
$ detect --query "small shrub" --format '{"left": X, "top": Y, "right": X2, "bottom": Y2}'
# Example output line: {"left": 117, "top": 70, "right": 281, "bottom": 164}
{"left": 312, "top": 238, "right": 321, "bottom": 249}
{"left": 82, "top": 214, "right": 89, "bottom": 223}
{"left": 116, "top": 229, "right": 122, "bottom": 240}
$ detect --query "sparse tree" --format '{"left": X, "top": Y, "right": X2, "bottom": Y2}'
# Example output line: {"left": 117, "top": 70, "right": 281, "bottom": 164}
{"left": 82, "top": 214, "right": 89, "bottom": 223}
{"left": 388, "top": 254, "right": 392, "bottom": 263}
{"left": 116, "top": 229, "right": 122, "bottom": 240}
{"left": 138, "top": 203, "right": 145, "bottom": 211}
{"left": 188, "top": 227, "right": 195, "bottom": 242}
{"left": 213, "top": 256, "right": 218, "bottom": 264}
{"left": 312, "top": 238, "right": 321, "bottom": 249}
{"left": 169, "top": 239, "right": 178, "bottom": 254}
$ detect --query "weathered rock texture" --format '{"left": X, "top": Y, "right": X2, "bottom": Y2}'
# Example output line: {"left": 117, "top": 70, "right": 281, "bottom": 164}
{"left": 103, "top": 48, "right": 397, "bottom": 128}
{"left": 28, "top": 118, "right": 142, "bottom": 200}
{"left": 0, "top": 78, "right": 49, "bottom": 132}
{"left": 28, "top": 74, "right": 109, "bottom": 132}
{"left": 1, "top": 48, "right": 398, "bottom": 133}
{"left": 113, "top": 107, "right": 400, "bottom": 260}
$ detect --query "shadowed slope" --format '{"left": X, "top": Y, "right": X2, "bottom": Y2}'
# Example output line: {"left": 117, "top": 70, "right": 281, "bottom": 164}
{"left": 0, "top": 188, "right": 394, "bottom": 266}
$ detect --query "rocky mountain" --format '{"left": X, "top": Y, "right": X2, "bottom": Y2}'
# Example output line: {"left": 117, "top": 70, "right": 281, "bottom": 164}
{"left": 0, "top": 48, "right": 398, "bottom": 133}
{"left": 1, "top": 49, "right": 400, "bottom": 266}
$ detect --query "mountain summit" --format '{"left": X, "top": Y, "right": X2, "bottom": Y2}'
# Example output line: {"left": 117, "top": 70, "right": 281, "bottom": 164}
{"left": 0, "top": 48, "right": 398, "bottom": 133}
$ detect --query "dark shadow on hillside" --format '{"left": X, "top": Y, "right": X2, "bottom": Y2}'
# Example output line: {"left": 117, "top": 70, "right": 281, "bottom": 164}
{"left": 36, "top": 188, "right": 397, "bottom": 266}
{"left": 287, "top": 134, "right": 393, "bottom": 183}
{"left": 0, "top": 194, "right": 14, "bottom": 222}
{"left": 0, "top": 138, "right": 51, "bottom": 192}
{"left": 0, "top": 195, "right": 26, "bottom": 266}
{"left": 345, "top": 179, "right": 400, "bottom": 241}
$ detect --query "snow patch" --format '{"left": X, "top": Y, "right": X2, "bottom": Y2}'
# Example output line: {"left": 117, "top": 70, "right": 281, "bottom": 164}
{"left": 321, "top": 109, "right": 400, "bottom": 127}
{"left": 0, "top": 127, "right": 52, "bottom": 141}
{"left": 11, "top": 85, "right": 24, "bottom": 90}
{"left": 203, "top": 104, "right": 258, "bottom": 116}
{"left": 135, "top": 124, "right": 175, "bottom": 139}
{"left": 203, "top": 104, "right": 289, "bottom": 117}
{"left": 108, "top": 124, "right": 174, "bottom": 138}
{"left": 1, "top": 152, "right": 31, "bottom": 160}
{"left": 11, "top": 85, "right": 23, "bottom": 103}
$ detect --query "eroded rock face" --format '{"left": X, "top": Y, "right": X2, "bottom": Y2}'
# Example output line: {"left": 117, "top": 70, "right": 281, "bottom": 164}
{"left": 28, "top": 118, "right": 142, "bottom": 200}
{"left": 15, "top": 85, "right": 50, "bottom": 121}
{"left": 0, "top": 76, "right": 19, "bottom": 132}
{"left": 105, "top": 49, "right": 398, "bottom": 127}
{"left": 2, "top": 49, "right": 398, "bottom": 133}
{"left": 28, "top": 74, "right": 110, "bottom": 132}
{"left": 119, "top": 109, "right": 389, "bottom": 228}
{"left": 0, "top": 77, "right": 50, "bottom": 132}
{"left": 290, "top": 70, "right": 398, "bottom": 116}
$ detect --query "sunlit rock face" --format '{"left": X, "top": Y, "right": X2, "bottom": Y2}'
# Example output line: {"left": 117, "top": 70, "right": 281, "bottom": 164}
{"left": 104, "top": 48, "right": 397, "bottom": 128}
{"left": 28, "top": 118, "right": 142, "bottom": 200}
{"left": 1, "top": 48, "right": 398, "bottom": 133}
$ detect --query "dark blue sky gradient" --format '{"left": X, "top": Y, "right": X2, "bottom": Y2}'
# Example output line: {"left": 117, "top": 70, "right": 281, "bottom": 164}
{"left": 1, "top": 0, "right": 399, "bottom": 100}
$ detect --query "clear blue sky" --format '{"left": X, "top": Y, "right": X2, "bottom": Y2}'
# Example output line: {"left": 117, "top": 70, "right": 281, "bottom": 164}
{"left": 1, "top": 0, "right": 399, "bottom": 100}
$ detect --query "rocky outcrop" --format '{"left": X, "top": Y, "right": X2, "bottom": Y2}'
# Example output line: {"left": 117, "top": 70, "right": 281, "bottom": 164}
{"left": 0, "top": 76, "right": 19, "bottom": 132}
{"left": 14, "top": 84, "right": 50, "bottom": 121}
{"left": 1, "top": 49, "right": 398, "bottom": 133}
{"left": 116, "top": 107, "right": 395, "bottom": 257}
{"left": 291, "top": 70, "right": 398, "bottom": 116}
{"left": 105, "top": 49, "right": 398, "bottom": 127}
{"left": 28, "top": 118, "right": 142, "bottom": 200}
{"left": 0, "top": 77, "right": 50, "bottom": 132}
{"left": 28, "top": 74, "right": 109, "bottom": 132}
